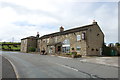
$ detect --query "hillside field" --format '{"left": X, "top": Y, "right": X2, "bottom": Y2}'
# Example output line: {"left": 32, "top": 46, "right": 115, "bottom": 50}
{"left": 0, "top": 42, "right": 21, "bottom": 51}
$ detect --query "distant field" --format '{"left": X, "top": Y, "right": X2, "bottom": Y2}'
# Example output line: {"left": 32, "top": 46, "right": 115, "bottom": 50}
{"left": 0, "top": 42, "right": 21, "bottom": 51}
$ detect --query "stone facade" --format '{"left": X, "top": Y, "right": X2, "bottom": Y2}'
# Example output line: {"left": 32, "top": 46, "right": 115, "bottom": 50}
{"left": 38, "top": 21, "right": 104, "bottom": 56}
{"left": 21, "top": 36, "right": 37, "bottom": 53}
{"left": 21, "top": 21, "right": 104, "bottom": 56}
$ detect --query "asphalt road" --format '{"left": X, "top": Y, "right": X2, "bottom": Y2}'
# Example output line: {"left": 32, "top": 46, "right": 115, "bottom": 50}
{"left": 1, "top": 51, "right": 119, "bottom": 79}
{"left": 2, "top": 56, "right": 17, "bottom": 78}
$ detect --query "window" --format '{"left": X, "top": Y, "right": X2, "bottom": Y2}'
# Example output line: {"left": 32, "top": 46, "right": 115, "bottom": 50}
{"left": 62, "top": 39, "right": 70, "bottom": 53}
{"left": 55, "top": 37, "right": 57, "bottom": 42}
{"left": 63, "top": 39, "right": 70, "bottom": 45}
{"left": 48, "top": 46, "right": 54, "bottom": 54}
{"left": 47, "top": 38, "right": 49, "bottom": 43}
{"left": 62, "top": 46, "right": 70, "bottom": 53}
{"left": 82, "top": 32, "right": 85, "bottom": 40}
{"left": 76, "top": 46, "right": 81, "bottom": 52}
{"left": 77, "top": 35, "right": 81, "bottom": 41}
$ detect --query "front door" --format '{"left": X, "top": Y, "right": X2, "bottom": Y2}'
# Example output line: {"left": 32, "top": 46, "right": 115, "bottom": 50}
{"left": 48, "top": 46, "right": 54, "bottom": 54}
{"left": 56, "top": 45, "right": 62, "bottom": 54}
{"left": 58, "top": 46, "right": 61, "bottom": 52}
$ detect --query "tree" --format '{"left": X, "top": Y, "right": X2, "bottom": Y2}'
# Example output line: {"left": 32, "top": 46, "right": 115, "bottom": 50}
{"left": 115, "top": 42, "right": 120, "bottom": 47}
{"left": 108, "top": 43, "right": 114, "bottom": 47}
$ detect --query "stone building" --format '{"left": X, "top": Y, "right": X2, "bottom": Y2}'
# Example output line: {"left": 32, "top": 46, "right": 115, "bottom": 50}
{"left": 21, "top": 21, "right": 104, "bottom": 56}
{"left": 37, "top": 21, "right": 104, "bottom": 56}
{"left": 21, "top": 36, "right": 38, "bottom": 53}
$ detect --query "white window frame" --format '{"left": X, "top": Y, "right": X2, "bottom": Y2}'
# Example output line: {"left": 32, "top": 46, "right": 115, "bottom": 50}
{"left": 82, "top": 32, "right": 85, "bottom": 40}
{"left": 55, "top": 37, "right": 57, "bottom": 42}
{"left": 76, "top": 46, "right": 81, "bottom": 52}
{"left": 77, "top": 35, "right": 81, "bottom": 41}
{"left": 63, "top": 39, "right": 70, "bottom": 45}
{"left": 47, "top": 38, "right": 49, "bottom": 43}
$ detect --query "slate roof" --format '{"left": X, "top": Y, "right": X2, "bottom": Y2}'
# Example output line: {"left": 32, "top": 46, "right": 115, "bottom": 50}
{"left": 21, "top": 36, "right": 37, "bottom": 40}
{"left": 40, "top": 24, "right": 94, "bottom": 39}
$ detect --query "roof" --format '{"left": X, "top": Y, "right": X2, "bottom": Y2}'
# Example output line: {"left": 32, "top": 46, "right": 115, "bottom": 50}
{"left": 21, "top": 36, "right": 37, "bottom": 40}
{"left": 40, "top": 23, "right": 94, "bottom": 39}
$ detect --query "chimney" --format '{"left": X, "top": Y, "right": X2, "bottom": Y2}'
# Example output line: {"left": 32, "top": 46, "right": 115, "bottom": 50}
{"left": 60, "top": 26, "right": 64, "bottom": 32}
{"left": 36, "top": 32, "right": 40, "bottom": 38}
{"left": 93, "top": 20, "right": 97, "bottom": 24}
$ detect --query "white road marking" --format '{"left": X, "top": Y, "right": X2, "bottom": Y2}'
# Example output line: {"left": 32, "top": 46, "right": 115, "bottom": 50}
{"left": 55, "top": 63, "right": 78, "bottom": 72}
{"left": 50, "top": 55, "right": 55, "bottom": 56}
{"left": 50, "top": 55, "right": 72, "bottom": 59}
{"left": 3, "top": 56, "right": 20, "bottom": 79}
{"left": 57, "top": 56, "right": 72, "bottom": 59}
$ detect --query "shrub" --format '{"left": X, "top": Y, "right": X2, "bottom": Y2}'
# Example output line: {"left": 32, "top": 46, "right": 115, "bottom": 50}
{"left": 66, "top": 53, "right": 72, "bottom": 55}
{"left": 28, "top": 47, "right": 36, "bottom": 52}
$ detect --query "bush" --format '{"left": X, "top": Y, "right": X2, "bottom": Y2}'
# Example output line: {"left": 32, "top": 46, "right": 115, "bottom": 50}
{"left": 71, "top": 52, "right": 77, "bottom": 58}
{"left": 66, "top": 53, "right": 72, "bottom": 55}
{"left": 28, "top": 47, "right": 36, "bottom": 52}
{"left": 72, "top": 52, "right": 77, "bottom": 55}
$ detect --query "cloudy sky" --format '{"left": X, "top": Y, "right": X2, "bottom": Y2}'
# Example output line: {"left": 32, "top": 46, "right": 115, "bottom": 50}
{"left": 0, "top": 0, "right": 119, "bottom": 44}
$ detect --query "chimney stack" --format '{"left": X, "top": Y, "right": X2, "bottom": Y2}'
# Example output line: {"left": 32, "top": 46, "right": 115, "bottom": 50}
{"left": 93, "top": 20, "right": 97, "bottom": 24}
{"left": 36, "top": 32, "right": 40, "bottom": 38}
{"left": 60, "top": 26, "right": 64, "bottom": 32}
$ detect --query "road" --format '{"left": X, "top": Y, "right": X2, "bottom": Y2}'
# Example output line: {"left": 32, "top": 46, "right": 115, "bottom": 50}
{"left": 1, "top": 51, "right": 119, "bottom": 79}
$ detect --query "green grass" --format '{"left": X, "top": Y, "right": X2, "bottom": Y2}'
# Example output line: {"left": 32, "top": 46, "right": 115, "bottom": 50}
{"left": 0, "top": 42, "right": 21, "bottom": 51}
{"left": 0, "top": 42, "right": 20, "bottom": 44}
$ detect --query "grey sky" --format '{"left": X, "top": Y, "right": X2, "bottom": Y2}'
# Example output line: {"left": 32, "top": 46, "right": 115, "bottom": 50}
{"left": 0, "top": 0, "right": 119, "bottom": 44}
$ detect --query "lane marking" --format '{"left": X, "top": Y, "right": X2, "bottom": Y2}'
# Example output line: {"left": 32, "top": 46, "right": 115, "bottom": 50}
{"left": 55, "top": 63, "right": 104, "bottom": 79}
{"left": 50, "top": 55, "right": 72, "bottom": 59}
{"left": 50, "top": 55, "right": 55, "bottom": 56}
{"left": 3, "top": 56, "right": 20, "bottom": 80}
{"left": 57, "top": 56, "right": 72, "bottom": 59}
{"left": 55, "top": 63, "right": 78, "bottom": 72}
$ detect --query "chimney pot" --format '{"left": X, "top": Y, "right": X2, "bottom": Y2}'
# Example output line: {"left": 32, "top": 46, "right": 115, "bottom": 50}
{"left": 36, "top": 32, "right": 40, "bottom": 38}
{"left": 93, "top": 20, "right": 97, "bottom": 24}
{"left": 60, "top": 26, "right": 64, "bottom": 32}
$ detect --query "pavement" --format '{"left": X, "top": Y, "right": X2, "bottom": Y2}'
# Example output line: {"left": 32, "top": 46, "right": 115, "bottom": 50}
{"left": 1, "top": 51, "right": 119, "bottom": 79}
{"left": 51, "top": 55, "right": 119, "bottom": 67}
{"left": 79, "top": 56, "right": 119, "bottom": 68}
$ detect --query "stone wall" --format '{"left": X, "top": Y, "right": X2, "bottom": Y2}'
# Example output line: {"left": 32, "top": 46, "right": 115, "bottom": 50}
{"left": 86, "top": 24, "right": 104, "bottom": 56}
{"left": 21, "top": 37, "right": 37, "bottom": 53}
{"left": 39, "top": 31, "right": 87, "bottom": 55}
{"left": 21, "top": 39, "right": 28, "bottom": 53}
{"left": 38, "top": 23, "right": 104, "bottom": 56}
{"left": 21, "top": 22, "right": 104, "bottom": 56}
{"left": 27, "top": 38, "right": 37, "bottom": 52}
